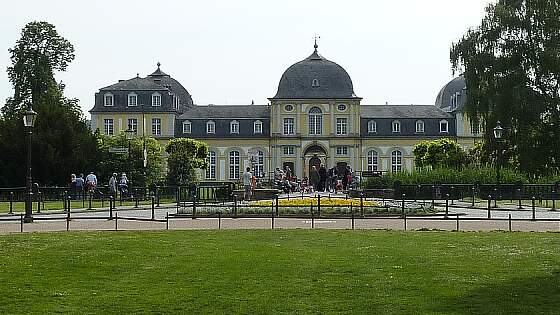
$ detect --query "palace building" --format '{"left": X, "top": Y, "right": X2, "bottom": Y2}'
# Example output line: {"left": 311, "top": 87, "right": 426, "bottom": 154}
{"left": 90, "top": 43, "right": 478, "bottom": 181}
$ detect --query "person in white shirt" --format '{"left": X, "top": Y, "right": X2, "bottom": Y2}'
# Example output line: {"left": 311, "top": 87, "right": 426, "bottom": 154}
{"left": 242, "top": 167, "right": 253, "bottom": 201}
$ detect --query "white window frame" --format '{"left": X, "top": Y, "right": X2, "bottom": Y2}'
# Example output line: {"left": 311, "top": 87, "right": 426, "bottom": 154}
{"left": 230, "top": 120, "right": 239, "bottom": 134}
{"left": 368, "top": 120, "right": 377, "bottom": 133}
{"left": 206, "top": 151, "right": 216, "bottom": 179}
{"left": 183, "top": 120, "right": 192, "bottom": 134}
{"left": 391, "top": 150, "right": 403, "bottom": 173}
{"left": 104, "top": 118, "right": 114, "bottom": 135}
{"left": 367, "top": 150, "right": 379, "bottom": 171}
{"left": 253, "top": 150, "right": 264, "bottom": 178}
{"left": 440, "top": 120, "right": 449, "bottom": 133}
{"left": 415, "top": 120, "right": 425, "bottom": 133}
{"left": 127, "top": 118, "right": 138, "bottom": 135}
{"left": 392, "top": 120, "right": 401, "bottom": 133}
{"left": 283, "top": 117, "right": 294, "bottom": 135}
{"left": 283, "top": 146, "right": 294, "bottom": 155}
{"left": 229, "top": 150, "right": 240, "bottom": 180}
{"left": 336, "top": 146, "right": 348, "bottom": 156}
{"left": 254, "top": 120, "right": 263, "bottom": 134}
{"left": 128, "top": 93, "right": 137, "bottom": 107}
{"left": 152, "top": 92, "right": 161, "bottom": 107}
{"left": 336, "top": 117, "right": 348, "bottom": 135}
{"left": 104, "top": 93, "right": 113, "bottom": 107}
{"left": 151, "top": 118, "right": 162, "bottom": 136}
{"left": 206, "top": 121, "right": 215, "bottom": 134}
{"left": 308, "top": 107, "right": 322, "bottom": 135}
{"left": 312, "top": 78, "right": 320, "bottom": 87}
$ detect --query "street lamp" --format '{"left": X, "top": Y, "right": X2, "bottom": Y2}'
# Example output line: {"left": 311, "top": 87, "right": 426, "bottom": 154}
{"left": 23, "top": 103, "right": 37, "bottom": 223}
{"left": 493, "top": 121, "right": 504, "bottom": 207}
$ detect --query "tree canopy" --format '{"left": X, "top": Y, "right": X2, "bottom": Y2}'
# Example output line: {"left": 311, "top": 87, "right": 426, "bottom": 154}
{"left": 451, "top": 0, "right": 560, "bottom": 176}
{"left": 165, "top": 138, "right": 208, "bottom": 186}
{"left": 413, "top": 138, "right": 468, "bottom": 169}
{"left": 0, "top": 21, "right": 97, "bottom": 186}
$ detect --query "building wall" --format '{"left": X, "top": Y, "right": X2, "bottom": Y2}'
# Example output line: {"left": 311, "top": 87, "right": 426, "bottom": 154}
{"left": 91, "top": 112, "right": 176, "bottom": 139}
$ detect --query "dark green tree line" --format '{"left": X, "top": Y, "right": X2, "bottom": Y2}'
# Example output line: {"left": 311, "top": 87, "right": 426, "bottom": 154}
{"left": 451, "top": 0, "right": 560, "bottom": 176}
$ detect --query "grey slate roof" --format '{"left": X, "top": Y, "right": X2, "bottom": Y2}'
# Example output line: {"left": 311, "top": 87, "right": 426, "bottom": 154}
{"left": 435, "top": 75, "right": 467, "bottom": 112}
{"left": 100, "top": 76, "right": 167, "bottom": 91}
{"left": 147, "top": 63, "right": 194, "bottom": 107}
{"left": 178, "top": 105, "right": 270, "bottom": 119}
{"left": 271, "top": 46, "right": 359, "bottom": 100}
{"left": 361, "top": 105, "right": 454, "bottom": 119}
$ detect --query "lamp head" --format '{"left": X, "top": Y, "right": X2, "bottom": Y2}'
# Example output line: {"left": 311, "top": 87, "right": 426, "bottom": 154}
{"left": 493, "top": 121, "right": 504, "bottom": 139}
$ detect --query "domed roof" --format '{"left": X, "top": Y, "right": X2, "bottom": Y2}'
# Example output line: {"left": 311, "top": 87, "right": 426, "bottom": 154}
{"left": 435, "top": 75, "right": 467, "bottom": 112}
{"left": 272, "top": 44, "right": 358, "bottom": 99}
{"left": 147, "top": 62, "right": 194, "bottom": 109}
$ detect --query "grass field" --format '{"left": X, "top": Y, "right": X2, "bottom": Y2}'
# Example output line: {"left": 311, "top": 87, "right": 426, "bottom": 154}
{"left": 0, "top": 230, "right": 559, "bottom": 314}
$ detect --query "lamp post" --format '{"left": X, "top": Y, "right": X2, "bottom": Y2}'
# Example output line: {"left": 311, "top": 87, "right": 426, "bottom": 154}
{"left": 493, "top": 121, "right": 504, "bottom": 207}
{"left": 23, "top": 103, "right": 37, "bottom": 223}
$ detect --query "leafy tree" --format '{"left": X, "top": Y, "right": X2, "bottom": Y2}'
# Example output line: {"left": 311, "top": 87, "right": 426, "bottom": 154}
{"left": 165, "top": 138, "right": 208, "bottom": 186}
{"left": 413, "top": 138, "right": 467, "bottom": 169}
{"left": 0, "top": 21, "right": 97, "bottom": 186}
{"left": 95, "top": 133, "right": 164, "bottom": 187}
{"left": 451, "top": 0, "right": 560, "bottom": 176}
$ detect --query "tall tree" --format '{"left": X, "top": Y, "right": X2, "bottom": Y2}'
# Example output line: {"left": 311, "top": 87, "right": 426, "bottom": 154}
{"left": 0, "top": 21, "right": 97, "bottom": 186}
{"left": 165, "top": 138, "right": 208, "bottom": 186}
{"left": 451, "top": 0, "right": 560, "bottom": 176}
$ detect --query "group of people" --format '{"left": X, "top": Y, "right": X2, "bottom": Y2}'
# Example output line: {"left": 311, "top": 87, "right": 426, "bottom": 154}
{"left": 68, "top": 172, "right": 129, "bottom": 198}
{"left": 274, "top": 166, "right": 298, "bottom": 193}
{"left": 308, "top": 164, "right": 353, "bottom": 193}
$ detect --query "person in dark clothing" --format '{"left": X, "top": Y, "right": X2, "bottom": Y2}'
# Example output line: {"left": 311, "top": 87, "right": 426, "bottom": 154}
{"left": 310, "top": 166, "right": 320, "bottom": 192}
{"left": 318, "top": 164, "right": 327, "bottom": 192}
{"left": 327, "top": 166, "right": 337, "bottom": 192}
{"left": 342, "top": 166, "right": 351, "bottom": 190}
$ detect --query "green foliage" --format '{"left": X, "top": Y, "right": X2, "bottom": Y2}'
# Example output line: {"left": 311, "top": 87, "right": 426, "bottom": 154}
{"left": 365, "top": 166, "right": 529, "bottom": 187}
{"left": 165, "top": 138, "right": 208, "bottom": 186}
{"left": 451, "top": 1, "right": 560, "bottom": 176}
{"left": 413, "top": 138, "right": 467, "bottom": 169}
{"left": 0, "top": 21, "right": 96, "bottom": 186}
{"left": 95, "top": 133, "right": 164, "bottom": 187}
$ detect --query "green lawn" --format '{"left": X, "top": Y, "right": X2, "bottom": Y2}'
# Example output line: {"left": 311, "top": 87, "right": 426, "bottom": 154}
{"left": 0, "top": 199, "right": 177, "bottom": 213}
{"left": 0, "top": 230, "right": 558, "bottom": 314}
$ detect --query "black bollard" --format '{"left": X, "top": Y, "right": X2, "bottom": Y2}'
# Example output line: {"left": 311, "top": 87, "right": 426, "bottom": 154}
{"left": 109, "top": 196, "right": 113, "bottom": 220}
{"left": 271, "top": 206, "right": 274, "bottom": 230}
{"left": 151, "top": 196, "right": 155, "bottom": 220}
{"left": 36, "top": 191, "right": 41, "bottom": 213}
{"left": 532, "top": 197, "right": 536, "bottom": 221}
{"left": 360, "top": 192, "right": 364, "bottom": 217}
{"left": 445, "top": 194, "right": 449, "bottom": 218}
{"left": 351, "top": 206, "right": 355, "bottom": 230}
{"left": 9, "top": 192, "right": 14, "bottom": 214}
{"left": 552, "top": 191, "right": 556, "bottom": 211}
{"left": 317, "top": 195, "right": 321, "bottom": 217}
{"left": 451, "top": 186, "right": 455, "bottom": 205}
{"left": 471, "top": 186, "right": 475, "bottom": 207}
{"left": 67, "top": 195, "right": 72, "bottom": 218}
{"left": 493, "top": 188, "right": 498, "bottom": 208}
{"left": 508, "top": 214, "right": 512, "bottom": 232}
{"left": 431, "top": 186, "right": 435, "bottom": 208}
{"left": 518, "top": 189, "right": 523, "bottom": 210}
{"left": 456, "top": 214, "right": 460, "bottom": 231}
{"left": 311, "top": 209, "right": 314, "bottom": 229}
{"left": 134, "top": 189, "right": 139, "bottom": 208}
{"left": 487, "top": 195, "right": 491, "bottom": 219}
{"left": 401, "top": 194, "right": 406, "bottom": 216}
{"left": 275, "top": 195, "right": 279, "bottom": 216}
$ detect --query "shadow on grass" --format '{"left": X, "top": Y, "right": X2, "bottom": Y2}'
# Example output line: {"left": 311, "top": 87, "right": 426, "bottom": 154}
{"left": 433, "top": 269, "right": 560, "bottom": 314}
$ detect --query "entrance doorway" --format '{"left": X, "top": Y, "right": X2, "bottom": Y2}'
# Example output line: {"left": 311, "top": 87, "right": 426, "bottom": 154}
{"left": 308, "top": 157, "right": 322, "bottom": 177}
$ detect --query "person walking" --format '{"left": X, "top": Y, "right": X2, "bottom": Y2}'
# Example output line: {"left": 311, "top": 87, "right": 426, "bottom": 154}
{"left": 108, "top": 173, "right": 117, "bottom": 197}
{"left": 310, "top": 166, "right": 320, "bottom": 192}
{"left": 318, "top": 164, "right": 327, "bottom": 192}
{"left": 75, "top": 174, "right": 84, "bottom": 199}
{"left": 243, "top": 167, "right": 253, "bottom": 201}
{"left": 85, "top": 172, "right": 97, "bottom": 193}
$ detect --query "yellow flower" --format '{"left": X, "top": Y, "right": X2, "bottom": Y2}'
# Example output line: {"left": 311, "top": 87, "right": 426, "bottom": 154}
{"left": 251, "top": 198, "right": 378, "bottom": 207}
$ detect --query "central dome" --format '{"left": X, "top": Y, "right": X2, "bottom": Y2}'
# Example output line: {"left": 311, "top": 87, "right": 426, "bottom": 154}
{"left": 272, "top": 45, "right": 358, "bottom": 99}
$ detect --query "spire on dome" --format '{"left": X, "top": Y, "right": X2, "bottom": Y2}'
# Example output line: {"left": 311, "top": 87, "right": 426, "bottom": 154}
{"left": 148, "top": 61, "right": 169, "bottom": 77}
{"left": 313, "top": 35, "right": 320, "bottom": 53}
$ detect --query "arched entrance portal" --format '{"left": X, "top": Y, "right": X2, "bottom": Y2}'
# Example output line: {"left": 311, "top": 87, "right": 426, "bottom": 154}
{"left": 303, "top": 144, "right": 328, "bottom": 178}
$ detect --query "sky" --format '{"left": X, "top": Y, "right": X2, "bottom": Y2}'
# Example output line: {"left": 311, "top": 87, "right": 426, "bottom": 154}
{"left": 0, "top": 0, "right": 492, "bottom": 118}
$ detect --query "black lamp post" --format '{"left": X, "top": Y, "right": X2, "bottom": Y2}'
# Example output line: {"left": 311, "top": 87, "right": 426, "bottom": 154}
{"left": 493, "top": 121, "right": 504, "bottom": 206}
{"left": 23, "top": 103, "right": 37, "bottom": 223}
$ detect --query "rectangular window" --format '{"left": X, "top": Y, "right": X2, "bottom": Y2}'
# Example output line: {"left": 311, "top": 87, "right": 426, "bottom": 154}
{"left": 206, "top": 152, "right": 216, "bottom": 179}
{"left": 104, "top": 118, "right": 114, "bottom": 135}
{"left": 254, "top": 121, "right": 263, "bottom": 134}
{"left": 336, "top": 146, "right": 348, "bottom": 155}
{"left": 336, "top": 118, "right": 347, "bottom": 135}
{"left": 283, "top": 118, "right": 294, "bottom": 135}
{"left": 283, "top": 146, "right": 294, "bottom": 155}
{"left": 152, "top": 118, "right": 162, "bottom": 135}
{"left": 392, "top": 121, "right": 401, "bottom": 133}
{"left": 230, "top": 122, "right": 239, "bottom": 134}
{"left": 207, "top": 122, "right": 215, "bottom": 134}
{"left": 128, "top": 95, "right": 137, "bottom": 107}
{"left": 152, "top": 94, "right": 161, "bottom": 107}
{"left": 440, "top": 121, "right": 449, "bottom": 133}
{"left": 104, "top": 95, "right": 113, "bottom": 107}
{"left": 183, "top": 121, "right": 191, "bottom": 134}
{"left": 127, "top": 118, "right": 138, "bottom": 134}
{"left": 471, "top": 122, "right": 480, "bottom": 135}
{"left": 416, "top": 121, "right": 425, "bottom": 133}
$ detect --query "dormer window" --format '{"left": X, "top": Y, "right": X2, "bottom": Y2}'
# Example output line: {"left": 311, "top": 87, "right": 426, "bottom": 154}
{"left": 440, "top": 120, "right": 449, "bottom": 133}
{"left": 254, "top": 120, "right": 263, "bottom": 134}
{"left": 368, "top": 120, "right": 377, "bottom": 133}
{"left": 415, "top": 120, "right": 425, "bottom": 133}
{"left": 128, "top": 93, "right": 137, "bottom": 107}
{"left": 206, "top": 121, "right": 215, "bottom": 134}
{"left": 152, "top": 93, "right": 161, "bottom": 107}
{"left": 230, "top": 120, "right": 239, "bottom": 134}
{"left": 312, "top": 78, "right": 320, "bottom": 87}
{"left": 104, "top": 93, "right": 113, "bottom": 107}
{"left": 392, "top": 120, "right": 401, "bottom": 133}
{"left": 183, "top": 120, "right": 191, "bottom": 134}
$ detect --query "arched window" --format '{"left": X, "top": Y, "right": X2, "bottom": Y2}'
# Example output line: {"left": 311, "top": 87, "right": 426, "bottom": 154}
{"left": 206, "top": 121, "right": 215, "bottom": 134}
{"left": 391, "top": 150, "right": 403, "bottom": 173}
{"left": 415, "top": 120, "right": 425, "bottom": 133}
{"left": 206, "top": 151, "right": 216, "bottom": 179}
{"left": 308, "top": 107, "right": 322, "bottom": 135}
{"left": 252, "top": 150, "right": 264, "bottom": 178}
{"left": 254, "top": 120, "right": 263, "bottom": 134}
{"left": 229, "top": 150, "right": 240, "bottom": 180}
{"left": 368, "top": 120, "right": 377, "bottom": 133}
{"left": 367, "top": 150, "right": 379, "bottom": 171}
{"left": 230, "top": 120, "right": 239, "bottom": 134}
{"left": 312, "top": 78, "right": 320, "bottom": 87}
{"left": 182, "top": 120, "right": 191, "bottom": 134}
{"left": 392, "top": 120, "right": 401, "bottom": 133}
